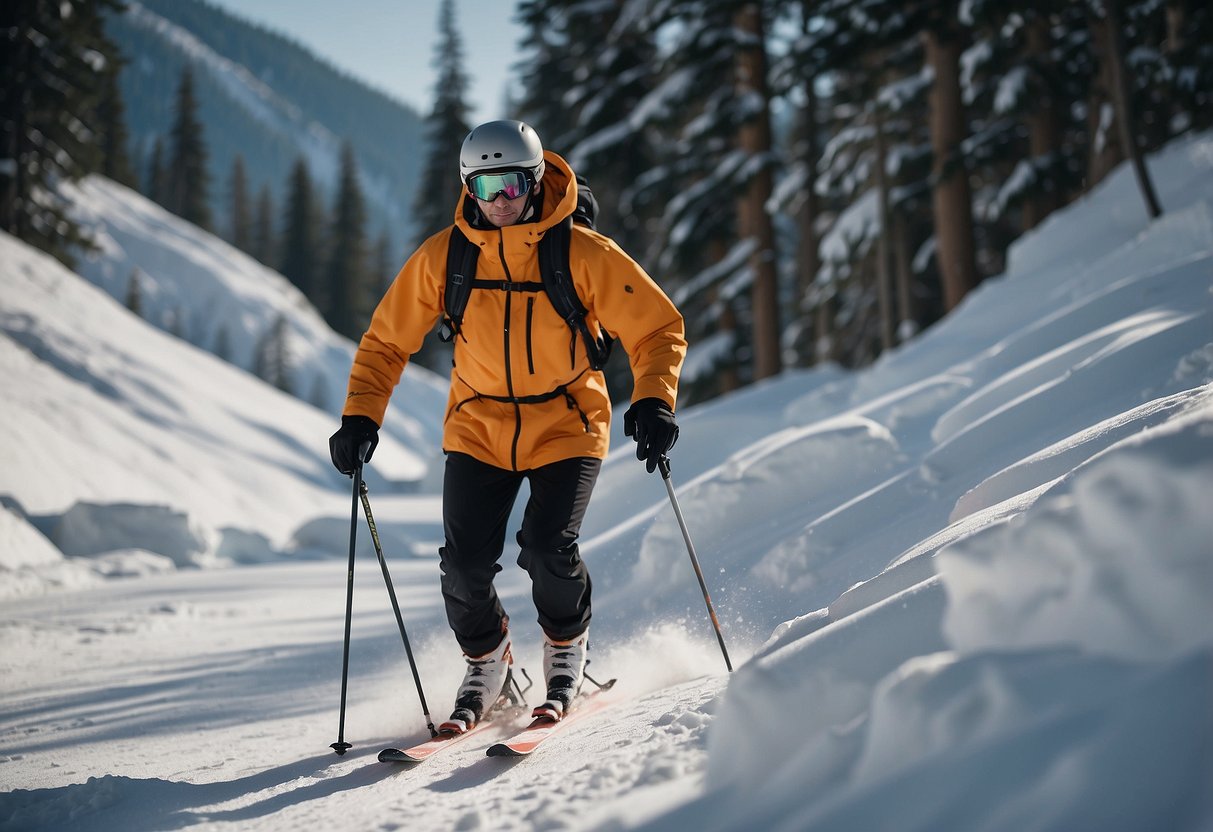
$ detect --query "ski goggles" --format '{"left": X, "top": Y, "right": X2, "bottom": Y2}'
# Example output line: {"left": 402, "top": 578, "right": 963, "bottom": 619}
{"left": 466, "top": 170, "right": 533, "bottom": 202}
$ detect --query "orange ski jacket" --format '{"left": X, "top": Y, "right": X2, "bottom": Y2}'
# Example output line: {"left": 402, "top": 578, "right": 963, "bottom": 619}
{"left": 342, "top": 151, "right": 686, "bottom": 471}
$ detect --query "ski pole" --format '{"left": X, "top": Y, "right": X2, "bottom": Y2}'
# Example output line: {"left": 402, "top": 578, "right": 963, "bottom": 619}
{"left": 331, "top": 441, "right": 371, "bottom": 756}
{"left": 657, "top": 456, "right": 734, "bottom": 673}
{"left": 359, "top": 480, "right": 438, "bottom": 738}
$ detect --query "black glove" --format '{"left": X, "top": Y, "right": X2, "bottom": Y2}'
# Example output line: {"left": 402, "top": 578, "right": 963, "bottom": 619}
{"left": 623, "top": 398, "right": 679, "bottom": 473}
{"left": 329, "top": 415, "right": 379, "bottom": 475}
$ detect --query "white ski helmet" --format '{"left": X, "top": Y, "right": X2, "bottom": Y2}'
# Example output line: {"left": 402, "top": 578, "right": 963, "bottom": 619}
{"left": 459, "top": 120, "right": 545, "bottom": 184}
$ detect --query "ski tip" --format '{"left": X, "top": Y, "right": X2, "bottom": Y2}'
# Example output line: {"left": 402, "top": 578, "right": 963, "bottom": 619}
{"left": 486, "top": 743, "right": 527, "bottom": 758}
{"left": 377, "top": 748, "right": 423, "bottom": 764}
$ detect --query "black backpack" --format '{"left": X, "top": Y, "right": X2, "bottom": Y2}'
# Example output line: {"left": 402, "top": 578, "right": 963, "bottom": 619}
{"left": 440, "top": 175, "right": 614, "bottom": 371}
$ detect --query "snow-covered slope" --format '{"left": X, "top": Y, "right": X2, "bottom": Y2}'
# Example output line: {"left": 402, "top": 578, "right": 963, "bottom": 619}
{"left": 1, "top": 133, "right": 1211, "bottom": 830}
{"left": 66, "top": 175, "right": 448, "bottom": 463}
{"left": 1, "top": 231, "right": 406, "bottom": 579}
{"left": 1, "top": 176, "right": 448, "bottom": 597}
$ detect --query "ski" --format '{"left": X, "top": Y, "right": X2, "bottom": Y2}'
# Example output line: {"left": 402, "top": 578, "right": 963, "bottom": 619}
{"left": 379, "top": 668, "right": 534, "bottom": 764}
{"left": 377, "top": 718, "right": 499, "bottom": 763}
{"left": 486, "top": 679, "right": 617, "bottom": 757}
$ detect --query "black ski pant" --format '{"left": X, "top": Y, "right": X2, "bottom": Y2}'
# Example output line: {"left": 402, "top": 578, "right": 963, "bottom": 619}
{"left": 440, "top": 451, "right": 600, "bottom": 657}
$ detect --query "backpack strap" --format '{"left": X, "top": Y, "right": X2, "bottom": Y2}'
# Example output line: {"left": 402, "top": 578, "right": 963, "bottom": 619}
{"left": 441, "top": 227, "right": 480, "bottom": 342}
{"left": 538, "top": 217, "right": 613, "bottom": 371}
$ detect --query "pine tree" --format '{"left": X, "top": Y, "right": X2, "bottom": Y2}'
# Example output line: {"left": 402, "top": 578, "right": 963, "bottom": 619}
{"left": 0, "top": 0, "right": 124, "bottom": 266}
{"left": 279, "top": 158, "right": 322, "bottom": 303}
{"left": 227, "top": 154, "right": 253, "bottom": 252}
{"left": 1159, "top": 0, "right": 1213, "bottom": 133}
{"left": 125, "top": 269, "right": 143, "bottom": 317}
{"left": 412, "top": 0, "right": 472, "bottom": 247}
{"left": 97, "top": 47, "right": 138, "bottom": 189}
{"left": 1102, "top": 0, "right": 1162, "bottom": 218}
{"left": 961, "top": 3, "right": 1089, "bottom": 235}
{"left": 514, "top": 1, "right": 580, "bottom": 150}
{"left": 325, "top": 141, "right": 371, "bottom": 340}
{"left": 925, "top": 13, "right": 977, "bottom": 311}
{"left": 734, "top": 3, "right": 782, "bottom": 380}
{"left": 512, "top": 0, "right": 663, "bottom": 400}
{"left": 252, "top": 184, "right": 274, "bottom": 265}
{"left": 253, "top": 314, "right": 292, "bottom": 393}
{"left": 167, "top": 67, "right": 212, "bottom": 230}
{"left": 372, "top": 229, "right": 394, "bottom": 293}
{"left": 613, "top": 1, "right": 781, "bottom": 391}
{"left": 549, "top": 1, "right": 663, "bottom": 265}
{"left": 146, "top": 137, "right": 168, "bottom": 205}
{"left": 213, "top": 323, "right": 231, "bottom": 362}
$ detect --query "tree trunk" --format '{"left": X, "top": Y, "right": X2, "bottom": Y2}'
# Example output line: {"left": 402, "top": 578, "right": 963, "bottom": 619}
{"left": 872, "top": 98, "right": 896, "bottom": 350}
{"left": 924, "top": 26, "right": 978, "bottom": 312}
{"left": 717, "top": 295, "right": 741, "bottom": 395}
{"left": 813, "top": 296, "right": 833, "bottom": 364}
{"left": 735, "top": 2, "right": 782, "bottom": 380}
{"left": 893, "top": 212, "right": 916, "bottom": 341}
{"left": 1165, "top": 0, "right": 1185, "bottom": 53}
{"left": 1022, "top": 16, "right": 1063, "bottom": 231}
{"left": 1086, "top": 17, "right": 1124, "bottom": 189}
{"left": 1, "top": 12, "right": 31, "bottom": 236}
{"left": 796, "top": 84, "right": 822, "bottom": 367}
{"left": 1103, "top": 0, "right": 1163, "bottom": 218}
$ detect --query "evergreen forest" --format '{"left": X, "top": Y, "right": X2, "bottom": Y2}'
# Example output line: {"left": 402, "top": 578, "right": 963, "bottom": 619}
{"left": 3, "top": 0, "right": 1210, "bottom": 404}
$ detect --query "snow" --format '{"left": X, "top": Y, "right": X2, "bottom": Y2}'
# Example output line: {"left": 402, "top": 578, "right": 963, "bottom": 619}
{"left": 2, "top": 130, "right": 1213, "bottom": 830}
{"left": 66, "top": 175, "right": 449, "bottom": 480}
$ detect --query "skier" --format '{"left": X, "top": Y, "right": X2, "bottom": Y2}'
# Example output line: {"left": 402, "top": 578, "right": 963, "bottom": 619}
{"left": 328, "top": 120, "right": 685, "bottom": 733}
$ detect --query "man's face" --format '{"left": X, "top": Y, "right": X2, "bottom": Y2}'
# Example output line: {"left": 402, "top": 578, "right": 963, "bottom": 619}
{"left": 467, "top": 170, "right": 539, "bottom": 227}
{"left": 475, "top": 190, "right": 529, "bottom": 227}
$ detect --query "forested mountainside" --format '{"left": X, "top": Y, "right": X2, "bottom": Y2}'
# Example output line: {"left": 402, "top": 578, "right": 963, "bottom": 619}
{"left": 106, "top": 0, "right": 424, "bottom": 252}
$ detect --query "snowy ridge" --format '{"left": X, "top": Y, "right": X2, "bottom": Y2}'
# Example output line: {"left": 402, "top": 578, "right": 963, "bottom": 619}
{"left": 1, "top": 132, "right": 1212, "bottom": 829}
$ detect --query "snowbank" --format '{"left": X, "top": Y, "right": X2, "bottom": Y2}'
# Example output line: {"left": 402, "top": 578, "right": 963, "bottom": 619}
{"left": 53, "top": 502, "right": 215, "bottom": 569}
{"left": 0, "top": 504, "right": 61, "bottom": 572}
{"left": 645, "top": 130, "right": 1213, "bottom": 832}
{"left": 941, "top": 397, "right": 1213, "bottom": 663}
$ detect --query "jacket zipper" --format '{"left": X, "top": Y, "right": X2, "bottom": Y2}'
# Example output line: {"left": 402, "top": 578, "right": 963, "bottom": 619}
{"left": 499, "top": 234, "right": 522, "bottom": 471}
{"left": 526, "top": 297, "right": 536, "bottom": 374}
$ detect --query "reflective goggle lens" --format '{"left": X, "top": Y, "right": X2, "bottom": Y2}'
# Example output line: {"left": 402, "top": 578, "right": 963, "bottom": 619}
{"left": 468, "top": 170, "right": 531, "bottom": 201}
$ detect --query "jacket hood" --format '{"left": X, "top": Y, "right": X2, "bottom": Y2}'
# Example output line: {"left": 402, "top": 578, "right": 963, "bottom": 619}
{"left": 454, "top": 150, "right": 577, "bottom": 240}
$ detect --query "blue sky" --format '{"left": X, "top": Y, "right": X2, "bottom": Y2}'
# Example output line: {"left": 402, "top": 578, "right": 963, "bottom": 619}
{"left": 205, "top": 0, "right": 525, "bottom": 122}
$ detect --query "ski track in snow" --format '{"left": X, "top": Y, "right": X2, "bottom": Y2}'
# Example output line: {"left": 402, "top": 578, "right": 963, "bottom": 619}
{"left": 0, "top": 561, "right": 729, "bottom": 832}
